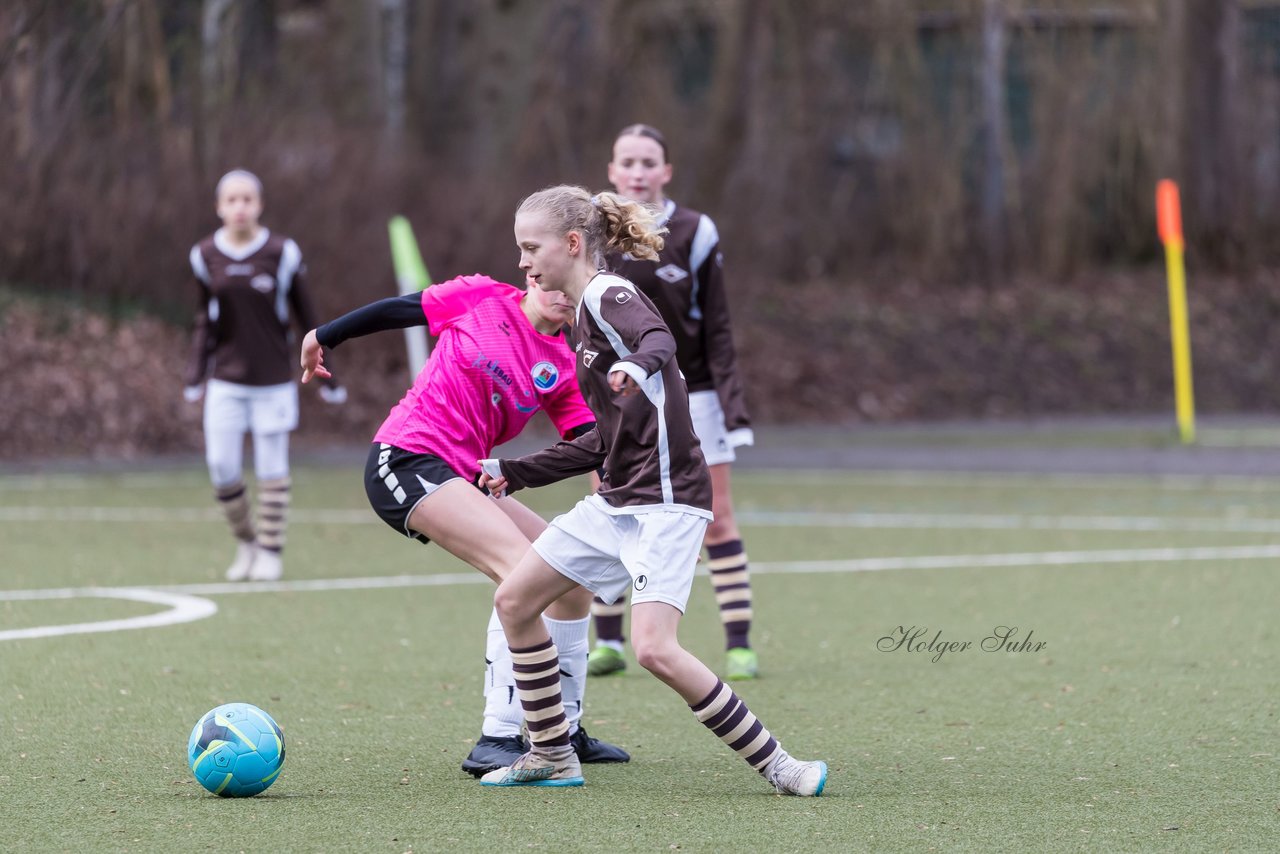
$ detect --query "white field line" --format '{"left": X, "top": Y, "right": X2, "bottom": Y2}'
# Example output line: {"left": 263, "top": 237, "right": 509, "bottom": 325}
{"left": 745, "top": 469, "right": 1280, "bottom": 493}
{"left": 4, "top": 541, "right": 1280, "bottom": 644}
{"left": 6, "top": 468, "right": 1280, "bottom": 494}
{"left": 0, "top": 473, "right": 210, "bottom": 491}
{"left": 0, "top": 506, "right": 373, "bottom": 524}
{"left": 0, "top": 587, "right": 217, "bottom": 641}
{"left": 740, "top": 511, "right": 1280, "bottom": 534}
{"left": 749, "top": 543, "right": 1280, "bottom": 574}
{"left": 5, "top": 504, "right": 1280, "bottom": 534}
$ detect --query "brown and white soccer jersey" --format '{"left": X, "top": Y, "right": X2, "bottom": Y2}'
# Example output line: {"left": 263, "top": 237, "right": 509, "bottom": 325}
{"left": 500, "top": 272, "right": 713, "bottom": 517}
{"left": 607, "top": 200, "right": 750, "bottom": 439}
{"left": 183, "top": 228, "right": 323, "bottom": 389}
{"left": 499, "top": 272, "right": 713, "bottom": 611}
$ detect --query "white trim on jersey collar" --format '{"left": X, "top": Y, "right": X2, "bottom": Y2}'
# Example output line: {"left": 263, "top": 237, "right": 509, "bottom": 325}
{"left": 274, "top": 238, "right": 302, "bottom": 323}
{"left": 657, "top": 198, "right": 676, "bottom": 228}
{"left": 189, "top": 245, "right": 211, "bottom": 284}
{"left": 576, "top": 270, "right": 622, "bottom": 326}
{"left": 214, "top": 227, "right": 270, "bottom": 261}
{"left": 686, "top": 214, "right": 719, "bottom": 322}
{"left": 689, "top": 215, "right": 718, "bottom": 275}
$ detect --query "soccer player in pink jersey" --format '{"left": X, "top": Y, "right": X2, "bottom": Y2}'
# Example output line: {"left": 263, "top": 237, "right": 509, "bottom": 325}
{"left": 298, "top": 272, "right": 628, "bottom": 776}
{"left": 476, "top": 185, "right": 827, "bottom": 795}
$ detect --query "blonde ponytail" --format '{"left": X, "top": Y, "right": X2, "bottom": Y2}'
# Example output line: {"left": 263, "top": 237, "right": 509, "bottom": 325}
{"left": 592, "top": 191, "right": 665, "bottom": 261}
{"left": 518, "top": 185, "right": 667, "bottom": 268}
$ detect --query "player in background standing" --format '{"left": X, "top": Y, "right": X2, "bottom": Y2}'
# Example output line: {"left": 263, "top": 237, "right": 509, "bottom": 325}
{"left": 298, "top": 272, "right": 629, "bottom": 777}
{"left": 586, "top": 124, "right": 759, "bottom": 681}
{"left": 184, "top": 170, "right": 347, "bottom": 582}
{"left": 476, "top": 185, "right": 826, "bottom": 795}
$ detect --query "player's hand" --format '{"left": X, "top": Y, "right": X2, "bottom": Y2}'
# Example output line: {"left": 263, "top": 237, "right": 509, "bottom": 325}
{"left": 183, "top": 385, "right": 205, "bottom": 403}
{"left": 300, "top": 329, "right": 331, "bottom": 384}
{"left": 318, "top": 384, "right": 348, "bottom": 405}
{"left": 609, "top": 370, "right": 641, "bottom": 397}
{"left": 477, "top": 459, "right": 508, "bottom": 498}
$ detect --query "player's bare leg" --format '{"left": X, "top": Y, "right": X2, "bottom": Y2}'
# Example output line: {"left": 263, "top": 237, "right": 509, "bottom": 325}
{"left": 411, "top": 484, "right": 626, "bottom": 775}
{"left": 488, "top": 495, "right": 623, "bottom": 763}
{"left": 630, "top": 601, "right": 825, "bottom": 796}
{"left": 407, "top": 480, "right": 528, "bottom": 583}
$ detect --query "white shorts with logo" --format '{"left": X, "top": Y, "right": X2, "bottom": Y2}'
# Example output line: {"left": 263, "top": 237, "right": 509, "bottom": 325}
{"left": 688, "top": 390, "right": 753, "bottom": 466}
{"left": 204, "top": 379, "right": 299, "bottom": 436}
{"left": 532, "top": 494, "right": 710, "bottom": 612}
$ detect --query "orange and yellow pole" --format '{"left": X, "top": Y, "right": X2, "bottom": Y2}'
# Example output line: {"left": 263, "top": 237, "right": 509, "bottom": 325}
{"left": 1156, "top": 180, "right": 1195, "bottom": 444}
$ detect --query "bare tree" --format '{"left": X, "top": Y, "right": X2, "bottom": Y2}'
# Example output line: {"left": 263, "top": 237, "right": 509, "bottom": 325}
{"left": 381, "top": 0, "right": 408, "bottom": 138}
{"left": 1182, "top": 0, "right": 1242, "bottom": 266}
{"left": 978, "top": 0, "right": 1008, "bottom": 275}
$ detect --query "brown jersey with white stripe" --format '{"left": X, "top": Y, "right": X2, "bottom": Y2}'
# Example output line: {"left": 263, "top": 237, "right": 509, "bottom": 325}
{"left": 500, "top": 273, "right": 712, "bottom": 516}
{"left": 607, "top": 200, "right": 750, "bottom": 432}
{"left": 183, "top": 228, "right": 322, "bottom": 388}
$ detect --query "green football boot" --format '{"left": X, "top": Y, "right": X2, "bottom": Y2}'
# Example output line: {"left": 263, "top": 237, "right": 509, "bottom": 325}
{"left": 586, "top": 645, "right": 626, "bottom": 677}
{"left": 725, "top": 647, "right": 759, "bottom": 681}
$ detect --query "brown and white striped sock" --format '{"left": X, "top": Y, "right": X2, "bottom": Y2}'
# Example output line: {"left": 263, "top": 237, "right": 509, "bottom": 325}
{"left": 254, "top": 477, "right": 291, "bottom": 555}
{"left": 215, "top": 481, "right": 255, "bottom": 544}
{"left": 511, "top": 638, "right": 572, "bottom": 758}
{"left": 690, "top": 679, "right": 780, "bottom": 773}
{"left": 707, "top": 539, "right": 752, "bottom": 650}
{"left": 590, "top": 596, "right": 626, "bottom": 649}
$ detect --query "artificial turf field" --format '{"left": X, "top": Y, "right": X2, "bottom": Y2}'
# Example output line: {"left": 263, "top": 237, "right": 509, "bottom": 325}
{"left": 3, "top": 453, "right": 1279, "bottom": 852}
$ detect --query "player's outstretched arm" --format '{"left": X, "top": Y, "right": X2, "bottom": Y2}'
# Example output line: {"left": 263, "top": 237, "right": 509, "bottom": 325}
{"left": 302, "top": 292, "right": 428, "bottom": 385}
{"left": 314, "top": 294, "right": 428, "bottom": 349}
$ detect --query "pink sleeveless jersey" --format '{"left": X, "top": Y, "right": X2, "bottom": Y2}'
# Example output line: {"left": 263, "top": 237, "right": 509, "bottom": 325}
{"left": 373, "top": 275, "right": 592, "bottom": 480}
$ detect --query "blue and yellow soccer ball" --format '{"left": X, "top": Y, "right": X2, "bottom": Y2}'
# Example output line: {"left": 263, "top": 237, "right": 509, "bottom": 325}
{"left": 187, "top": 702, "right": 285, "bottom": 797}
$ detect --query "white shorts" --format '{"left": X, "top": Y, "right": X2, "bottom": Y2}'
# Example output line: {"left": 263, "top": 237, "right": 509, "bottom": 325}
{"left": 688, "top": 390, "right": 753, "bottom": 467}
{"left": 204, "top": 379, "right": 299, "bottom": 436}
{"left": 532, "top": 494, "right": 709, "bottom": 612}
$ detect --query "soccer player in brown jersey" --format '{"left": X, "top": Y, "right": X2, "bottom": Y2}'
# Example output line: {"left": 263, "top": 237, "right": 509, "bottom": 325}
{"left": 583, "top": 124, "right": 759, "bottom": 681}
{"left": 475, "top": 185, "right": 826, "bottom": 795}
{"left": 183, "top": 170, "right": 346, "bottom": 582}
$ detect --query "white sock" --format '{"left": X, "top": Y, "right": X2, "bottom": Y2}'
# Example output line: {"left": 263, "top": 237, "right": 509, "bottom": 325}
{"left": 542, "top": 614, "right": 589, "bottom": 734}
{"left": 596, "top": 639, "right": 624, "bottom": 653}
{"left": 481, "top": 609, "right": 521, "bottom": 738}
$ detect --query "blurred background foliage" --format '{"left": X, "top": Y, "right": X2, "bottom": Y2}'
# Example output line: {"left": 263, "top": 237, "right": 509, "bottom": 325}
{"left": 4, "top": 0, "right": 1280, "bottom": 454}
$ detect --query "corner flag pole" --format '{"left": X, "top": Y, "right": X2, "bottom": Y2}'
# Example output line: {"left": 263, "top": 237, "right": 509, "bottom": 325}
{"left": 387, "top": 216, "right": 433, "bottom": 380}
{"left": 1156, "top": 180, "right": 1195, "bottom": 444}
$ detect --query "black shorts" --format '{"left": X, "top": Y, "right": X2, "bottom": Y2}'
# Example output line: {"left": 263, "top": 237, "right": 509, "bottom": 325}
{"left": 364, "top": 442, "right": 470, "bottom": 543}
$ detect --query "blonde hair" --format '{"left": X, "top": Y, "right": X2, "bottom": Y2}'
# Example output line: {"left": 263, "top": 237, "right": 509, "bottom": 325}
{"left": 517, "top": 185, "right": 665, "bottom": 267}
{"left": 215, "top": 169, "right": 262, "bottom": 199}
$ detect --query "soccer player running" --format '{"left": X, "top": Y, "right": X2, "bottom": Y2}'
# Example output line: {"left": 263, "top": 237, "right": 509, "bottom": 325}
{"left": 184, "top": 170, "right": 347, "bottom": 583}
{"left": 476, "top": 185, "right": 826, "bottom": 795}
{"left": 298, "top": 271, "right": 628, "bottom": 776}
{"left": 585, "top": 124, "right": 759, "bottom": 681}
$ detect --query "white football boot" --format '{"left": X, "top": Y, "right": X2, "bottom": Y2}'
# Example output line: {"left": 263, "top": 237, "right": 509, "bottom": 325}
{"left": 479, "top": 749, "right": 584, "bottom": 787}
{"left": 765, "top": 751, "right": 828, "bottom": 797}
{"left": 248, "top": 548, "right": 283, "bottom": 581}
{"left": 224, "top": 541, "right": 257, "bottom": 581}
